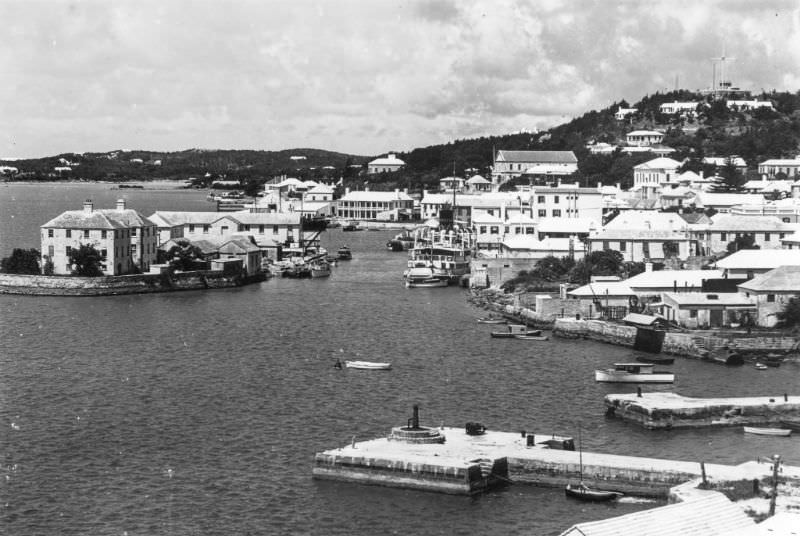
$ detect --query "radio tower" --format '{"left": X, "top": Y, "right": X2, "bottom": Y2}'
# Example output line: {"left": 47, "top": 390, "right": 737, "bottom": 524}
{"left": 711, "top": 44, "right": 736, "bottom": 98}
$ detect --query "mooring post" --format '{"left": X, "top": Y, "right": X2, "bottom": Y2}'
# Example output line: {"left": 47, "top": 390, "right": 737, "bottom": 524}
{"left": 769, "top": 454, "right": 781, "bottom": 517}
{"left": 412, "top": 404, "right": 420, "bottom": 429}
{"left": 700, "top": 462, "right": 707, "bottom": 486}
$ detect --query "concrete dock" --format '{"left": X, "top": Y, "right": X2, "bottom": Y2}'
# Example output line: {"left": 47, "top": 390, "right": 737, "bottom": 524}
{"left": 313, "top": 426, "right": 795, "bottom": 497}
{"left": 605, "top": 392, "right": 800, "bottom": 429}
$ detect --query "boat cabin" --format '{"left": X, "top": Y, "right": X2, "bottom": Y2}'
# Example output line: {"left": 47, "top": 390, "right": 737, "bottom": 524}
{"left": 505, "top": 324, "right": 531, "bottom": 335}
{"left": 612, "top": 363, "right": 655, "bottom": 374}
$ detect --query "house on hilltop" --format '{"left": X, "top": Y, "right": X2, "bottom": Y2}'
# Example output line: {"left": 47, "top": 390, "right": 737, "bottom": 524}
{"left": 367, "top": 153, "right": 405, "bottom": 174}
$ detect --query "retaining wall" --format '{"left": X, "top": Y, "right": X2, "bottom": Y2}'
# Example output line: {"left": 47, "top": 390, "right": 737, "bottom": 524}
{"left": 0, "top": 271, "right": 248, "bottom": 296}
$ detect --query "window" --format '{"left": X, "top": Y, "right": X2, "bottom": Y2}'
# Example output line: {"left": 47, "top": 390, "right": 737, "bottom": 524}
{"left": 553, "top": 195, "right": 560, "bottom": 204}
{"left": 189, "top": 224, "right": 195, "bottom": 232}
{"left": 221, "top": 226, "right": 228, "bottom": 234}
{"left": 84, "top": 230, "right": 90, "bottom": 239}
{"left": 479, "top": 226, "right": 486, "bottom": 234}
{"left": 537, "top": 195, "right": 545, "bottom": 203}
{"left": 780, "top": 233, "right": 785, "bottom": 239}
{"left": 689, "top": 309, "right": 698, "bottom": 318}
{"left": 538, "top": 209, "right": 546, "bottom": 217}
{"left": 101, "top": 249, "right": 107, "bottom": 258}
{"left": 203, "top": 225, "right": 209, "bottom": 234}
{"left": 131, "top": 228, "right": 137, "bottom": 237}
{"left": 526, "top": 227, "right": 535, "bottom": 234}
{"left": 552, "top": 209, "right": 561, "bottom": 217}
{"left": 619, "top": 241, "right": 626, "bottom": 252}
{"left": 602, "top": 241, "right": 609, "bottom": 250}
{"left": 783, "top": 218, "right": 791, "bottom": 223}
{"left": 765, "top": 233, "right": 770, "bottom": 242}
{"left": 767, "top": 294, "right": 776, "bottom": 303}
{"left": 66, "top": 246, "right": 72, "bottom": 256}
{"left": 101, "top": 230, "right": 107, "bottom": 239}
{"left": 273, "top": 226, "right": 279, "bottom": 234}
{"left": 259, "top": 225, "right": 264, "bottom": 234}
{"left": 48, "top": 245, "right": 54, "bottom": 257}
{"left": 66, "top": 229, "right": 72, "bottom": 238}
{"left": 490, "top": 226, "right": 499, "bottom": 234}
{"left": 47, "top": 229, "right": 53, "bottom": 238}
{"left": 131, "top": 245, "right": 136, "bottom": 256}
{"left": 720, "top": 232, "right": 727, "bottom": 241}
{"left": 515, "top": 227, "right": 522, "bottom": 234}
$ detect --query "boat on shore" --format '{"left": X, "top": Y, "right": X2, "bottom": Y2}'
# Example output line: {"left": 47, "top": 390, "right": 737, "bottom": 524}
{"left": 595, "top": 363, "right": 674, "bottom": 383}
{"left": 743, "top": 426, "right": 791, "bottom": 436}
{"left": 490, "top": 324, "right": 541, "bottom": 338}
{"left": 310, "top": 261, "right": 331, "bottom": 278}
{"left": 345, "top": 361, "right": 392, "bottom": 370}
{"left": 754, "top": 362, "right": 768, "bottom": 370}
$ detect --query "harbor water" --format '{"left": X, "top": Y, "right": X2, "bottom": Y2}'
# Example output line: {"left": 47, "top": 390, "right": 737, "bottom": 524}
{"left": 1, "top": 183, "right": 800, "bottom": 535}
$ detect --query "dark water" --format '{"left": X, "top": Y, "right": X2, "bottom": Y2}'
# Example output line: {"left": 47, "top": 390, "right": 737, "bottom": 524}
{"left": 1, "top": 184, "right": 799, "bottom": 535}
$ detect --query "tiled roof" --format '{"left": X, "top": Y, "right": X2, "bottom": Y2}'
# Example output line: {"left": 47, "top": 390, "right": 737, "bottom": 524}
{"left": 339, "top": 190, "right": 412, "bottom": 202}
{"left": 559, "top": 494, "right": 754, "bottom": 536}
{"left": 42, "top": 208, "right": 153, "bottom": 229}
{"left": 662, "top": 292, "right": 755, "bottom": 306}
{"left": 496, "top": 150, "right": 577, "bottom": 164}
{"left": 633, "top": 157, "right": 682, "bottom": 170}
{"left": 716, "top": 249, "right": 800, "bottom": 270}
{"left": 708, "top": 214, "right": 792, "bottom": 231}
{"left": 738, "top": 265, "right": 800, "bottom": 292}
{"left": 589, "top": 229, "right": 688, "bottom": 240}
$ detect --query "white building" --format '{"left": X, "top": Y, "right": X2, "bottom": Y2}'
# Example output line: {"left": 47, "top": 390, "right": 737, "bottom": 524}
{"left": 726, "top": 99, "right": 774, "bottom": 111}
{"left": 367, "top": 153, "right": 405, "bottom": 174}
{"left": 492, "top": 150, "right": 578, "bottom": 183}
{"left": 632, "top": 157, "right": 682, "bottom": 198}
{"left": 41, "top": 199, "right": 157, "bottom": 275}
{"left": 659, "top": 101, "right": 701, "bottom": 116}
{"left": 626, "top": 130, "right": 664, "bottom": 147}
{"left": 758, "top": 157, "right": 800, "bottom": 179}
{"left": 614, "top": 106, "right": 638, "bottom": 120}
{"left": 690, "top": 214, "right": 793, "bottom": 254}
{"left": 530, "top": 184, "right": 603, "bottom": 222}
{"left": 336, "top": 188, "right": 414, "bottom": 221}
{"left": 304, "top": 184, "right": 334, "bottom": 202}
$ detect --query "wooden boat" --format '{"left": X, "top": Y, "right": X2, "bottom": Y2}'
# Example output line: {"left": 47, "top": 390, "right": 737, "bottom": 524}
{"left": 779, "top": 419, "right": 800, "bottom": 431}
{"left": 310, "top": 261, "right": 331, "bottom": 278}
{"left": 477, "top": 316, "right": 506, "bottom": 324}
{"left": 490, "top": 324, "right": 541, "bottom": 338}
{"left": 336, "top": 246, "right": 352, "bottom": 260}
{"left": 345, "top": 361, "right": 392, "bottom": 370}
{"left": 595, "top": 363, "right": 674, "bottom": 383}
{"left": 565, "top": 428, "right": 623, "bottom": 502}
{"left": 514, "top": 334, "right": 549, "bottom": 341}
{"left": 635, "top": 355, "right": 674, "bottom": 365}
{"left": 743, "top": 426, "right": 791, "bottom": 436}
{"left": 754, "top": 362, "right": 768, "bottom": 370}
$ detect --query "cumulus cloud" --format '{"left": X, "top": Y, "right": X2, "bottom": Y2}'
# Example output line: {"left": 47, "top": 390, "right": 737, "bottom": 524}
{"left": 1, "top": 0, "right": 799, "bottom": 158}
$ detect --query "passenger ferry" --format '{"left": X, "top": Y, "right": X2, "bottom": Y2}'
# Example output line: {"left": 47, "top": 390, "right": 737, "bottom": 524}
{"left": 405, "top": 226, "right": 473, "bottom": 284}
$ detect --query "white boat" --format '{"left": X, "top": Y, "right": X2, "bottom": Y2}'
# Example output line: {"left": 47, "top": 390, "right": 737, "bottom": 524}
{"left": 514, "top": 334, "right": 549, "bottom": 341}
{"left": 406, "top": 226, "right": 473, "bottom": 283}
{"left": 595, "top": 363, "right": 675, "bottom": 383}
{"left": 345, "top": 361, "right": 392, "bottom": 370}
{"left": 743, "top": 426, "right": 791, "bottom": 436}
{"left": 310, "top": 261, "right": 331, "bottom": 278}
{"left": 405, "top": 267, "right": 448, "bottom": 288}
{"left": 754, "top": 362, "right": 768, "bottom": 370}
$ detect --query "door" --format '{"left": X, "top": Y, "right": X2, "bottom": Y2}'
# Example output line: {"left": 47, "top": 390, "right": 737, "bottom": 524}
{"left": 710, "top": 309, "right": 723, "bottom": 327}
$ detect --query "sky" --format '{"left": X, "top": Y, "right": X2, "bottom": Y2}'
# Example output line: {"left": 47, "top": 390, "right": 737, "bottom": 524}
{"left": 2, "top": 0, "right": 800, "bottom": 159}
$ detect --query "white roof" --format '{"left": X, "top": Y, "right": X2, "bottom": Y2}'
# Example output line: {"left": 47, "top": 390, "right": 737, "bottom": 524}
{"left": 627, "top": 130, "right": 664, "bottom": 136}
{"left": 467, "top": 174, "right": 490, "bottom": 184}
{"left": 339, "top": 190, "right": 412, "bottom": 202}
{"left": 708, "top": 214, "right": 792, "bottom": 232}
{"left": 633, "top": 157, "right": 682, "bottom": 170}
{"left": 694, "top": 192, "right": 765, "bottom": 207}
{"left": 568, "top": 281, "right": 634, "bottom": 297}
{"left": 537, "top": 217, "right": 598, "bottom": 233}
{"left": 306, "top": 184, "right": 334, "bottom": 194}
{"left": 760, "top": 157, "right": 800, "bottom": 166}
{"left": 703, "top": 156, "right": 747, "bottom": 167}
{"left": 559, "top": 494, "right": 754, "bottom": 536}
{"left": 275, "top": 177, "right": 305, "bottom": 187}
{"left": 677, "top": 170, "right": 702, "bottom": 182}
{"left": 502, "top": 236, "right": 583, "bottom": 251}
{"left": 662, "top": 292, "right": 756, "bottom": 306}
{"left": 715, "top": 249, "right": 800, "bottom": 270}
{"left": 604, "top": 210, "right": 688, "bottom": 231}
{"left": 368, "top": 154, "right": 405, "bottom": 166}
{"left": 626, "top": 269, "right": 724, "bottom": 289}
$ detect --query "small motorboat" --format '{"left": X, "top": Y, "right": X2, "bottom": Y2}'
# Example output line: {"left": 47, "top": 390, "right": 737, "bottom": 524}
{"left": 405, "top": 267, "right": 448, "bottom": 288}
{"left": 477, "top": 315, "right": 506, "bottom": 324}
{"left": 754, "top": 362, "right": 768, "bottom": 370}
{"left": 514, "top": 334, "right": 549, "bottom": 341}
{"left": 310, "top": 261, "right": 331, "bottom": 278}
{"left": 565, "top": 483, "right": 624, "bottom": 502}
{"left": 595, "top": 363, "right": 674, "bottom": 383}
{"left": 490, "top": 324, "right": 541, "bottom": 338}
{"left": 337, "top": 246, "right": 352, "bottom": 260}
{"left": 743, "top": 426, "right": 791, "bottom": 436}
{"left": 345, "top": 361, "right": 392, "bottom": 370}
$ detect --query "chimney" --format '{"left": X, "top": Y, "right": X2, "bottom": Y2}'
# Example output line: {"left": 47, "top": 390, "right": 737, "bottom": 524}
{"left": 345, "top": 187, "right": 350, "bottom": 195}
{"left": 365, "top": 186, "right": 370, "bottom": 192}
{"left": 597, "top": 181, "right": 602, "bottom": 189}
{"left": 395, "top": 188, "right": 399, "bottom": 199}
{"left": 116, "top": 199, "right": 126, "bottom": 210}
{"left": 83, "top": 199, "right": 93, "bottom": 213}
{"left": 615, "top": 182, "right": 620, "bottom": 190}
{"left": 645, "top": 262, "right": 653, "bottom": 272}
{"left": 403, "top": 188, "right": 408, "bottom": 194}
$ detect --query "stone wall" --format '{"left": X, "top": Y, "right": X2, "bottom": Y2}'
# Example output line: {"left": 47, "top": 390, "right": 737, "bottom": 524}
{"left": 553, "top": 318, "right": 637, "bottom": 346}
{"left": 0, "top": 271, "right": 246, "bottom": 296}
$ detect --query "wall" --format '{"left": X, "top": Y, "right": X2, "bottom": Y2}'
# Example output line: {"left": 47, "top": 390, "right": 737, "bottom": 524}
{"left": 0, "top": 270, "right": 248, "bottom": 296}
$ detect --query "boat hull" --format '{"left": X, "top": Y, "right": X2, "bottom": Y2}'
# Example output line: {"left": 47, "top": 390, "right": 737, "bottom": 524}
{"left": 594, "top": 370, "right": 674, "bottom": 383}
{"left": 514, "top": 335, "right": 549, "bottom": 341}
{"left": 743, "top": 426, "right": 791, "bottom": 436}
{"left": 406, "top": 278, "right": 448, "bottom": 288}
{"left": 345, "top": 361, "right": 392, "bottom": 370}
{"left": 565, "top": 484, "right": 623, "bottom": 502}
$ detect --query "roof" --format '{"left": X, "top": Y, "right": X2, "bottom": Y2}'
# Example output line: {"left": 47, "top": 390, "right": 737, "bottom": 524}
{"left": 694, "top": 192, "right": 765, "bottom": 207}
{"left": 716, "top": 249, "right": 800, "bottom": 270}
{"left": 708, "top": 214, "right": 792, "bottom": 232}
{"left": 589, "top": 229, "right": 689, "bottom": 240}
{"left": 148, "top": 211, "right": 301, "bottom": 227}
{"left": 679, "top": 212, "right": 711, "bottom": 224}
{"left": 626, "top": 269, "right": 723, "bottom": 289}
{"left": 605, "top": 211, "right": 688, "bottom": 231}
{"left": 633, "top": 157, "right": 682, "bottom": 170}
{"left": 306, "top": 184, "right": 334, "bottom": 194}
{"left": 368, "top": 154, "right": 405, "bottom": 166}
{"left": 759, "top": 158, "right": 800, "bottom": 166}
{"left": 738, "top": 265, "right": 800, "bottom": 292}
{"left": 339, "top": 190, "right": 412, "bottom": 202}
{"left": 703, "top": 156, "right": 747, "bottom": 167}
{"left": 568, "top": 281, "right": 634, "bottom": 297}
{"left": 467, "top": 174, "right": 490, "bottom": 184}
{"left": 537, "top": 217, "right": 598, "bottom": 233}
{"left": 627, "top": 130, "right": 665, "bottom": 137}
{"left": 662, "top": 292, "right": 756, "bottom": 306}
{"left": 42, "top": 207, "right": 153, "bottom": 229}
{"left": 502, "top": 236, "right": 584, "bottom": 251}
{"left": 496, "top": 150, "right": 577, "bottom": 164}
{"left": 623, "top": 313, "right": 664, "bottom": 325}
{"left": 559, "top": 494, "right": 754, "bottom": 536}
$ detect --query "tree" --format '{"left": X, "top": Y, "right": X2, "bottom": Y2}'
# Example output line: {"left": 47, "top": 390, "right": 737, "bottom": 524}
{"left": 777, "top": 297, "right": 800, "bottom": 328}
{"left": 242, "top": 178, "right": 263, "bottom": 205}
{"left": 726, "top": 233, "right": 759, "bottom": 253}
{"left": 69, "top": 244, "right": 104, "bottom": 276}
{"left": 0, "top": 248, "right": 41, "bottom": 274}
{"left": 165, "top": 239, "right": 204, "bottom": 271}
{"left": 568, "top": 250, "right": 624, "bottom": 285}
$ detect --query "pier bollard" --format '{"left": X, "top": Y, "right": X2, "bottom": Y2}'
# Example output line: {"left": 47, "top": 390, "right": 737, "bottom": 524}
{"left": 785, "top": 393, "right": 788, "bottom": 402}
{"left": 637, "top": 387, "right": 642, "bottom": 398}
{"left": 526, "top": 434, "right": 535, "bottom": 447}
{"left": 351, "top": 435, "right": 356, "bottom": 449}
{"left": 520, "top": 430, "right": 526, "bottom": 438}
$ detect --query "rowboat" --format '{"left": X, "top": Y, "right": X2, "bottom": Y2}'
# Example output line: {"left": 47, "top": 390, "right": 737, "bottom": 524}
{"left": 514, "top": 334, "right": 549, "bottom": 341}
{"left": 754, "top": 362, "right": 768, "bottom": 370}
{"left": 490, "top": 324, "right": 541, "bottom": 338}
{"left": 477, "top": 316, "right": 506, "bottom": 324}
{"left": 743, "top": 426, "right": 791, "bottom": 436}
{"left": 595, "top": 363, "right": 674, "bottom": 383}
{"left": 345, "top": 361, "right": 392, "bottom": 370}
{"left": 565, "top": 483, "right": 624, "bottom": 502}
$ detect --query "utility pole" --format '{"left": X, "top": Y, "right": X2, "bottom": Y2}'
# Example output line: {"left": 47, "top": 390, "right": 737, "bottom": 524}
{"left": 769, "top": 454, "right": 782, "bottom": 517}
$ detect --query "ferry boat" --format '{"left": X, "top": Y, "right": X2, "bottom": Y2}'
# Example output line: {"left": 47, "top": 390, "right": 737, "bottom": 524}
{"left": 336, "top": 246, "right": 352, "bottom": 260}
{"left": 594, "top": 363, "right": 675, "bottom": 383}
{"left": 406, "top": 226, "right": 473, "bottom": 283}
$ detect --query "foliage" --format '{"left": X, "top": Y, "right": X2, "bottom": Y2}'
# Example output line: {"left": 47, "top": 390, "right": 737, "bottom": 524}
{"left": 500, "top": 255, "right": 576, "bottom": 292}
{"left": 568, "top": 249, "right": 624, "bottom": 285}
{"left": 777, "top": 297, "right": 800, "bottom": 328}
{"left": 726, "top": 233, "right": 759, "bottom": 253}
{"left": 69, "top": 244, "right": 104, "bottom": 276}
{"left": 663, "top": 241, "right": 679, "bottom": 258}
{"left": 711, "top": 159, "right": 745, "bottom": 192}
{"left": 0, "top": 248, "right": 41, "bottom": 274}
{"left": 165, "top": 239, "right": 205, "bottom": 271}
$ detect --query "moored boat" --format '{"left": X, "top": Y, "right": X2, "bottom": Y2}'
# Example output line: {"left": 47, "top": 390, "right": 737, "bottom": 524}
{"left": 310, "top": 261, "right": 331, "bottom": 278}
{"left": 595, "top": 363, "right": 674, "bottom": 383}
{"left": 565, "top": 483, "right": 624, "bottom": 502}
{"left": 754, "top": 362, "right": 768, "bottom": 370}
{"left": 490, "top": 324, "right": 541, "bottom": 338}
{"left": 743, "top": 426, "right": 791, "bottom": 436}
{"left": 477, "top": 315, "right": 506, "bottom": 324}
{"left": 345, "top": 360, "right": 392, "bottom": 370}
{"left": 337, "top": 246, "right": 352, "bottom": 260}
{"left": 514, "top": 334, "right": 549, "bottom": 341}
{"left": 405, "top": 267, "right": 448, "bottom": 288}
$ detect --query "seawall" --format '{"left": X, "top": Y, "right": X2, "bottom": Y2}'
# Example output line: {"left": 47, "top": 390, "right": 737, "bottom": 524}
{"left": 0, "top": 271, "right": 260, "bottom": 296}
